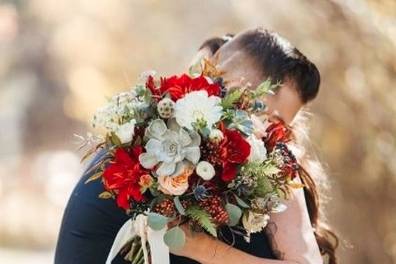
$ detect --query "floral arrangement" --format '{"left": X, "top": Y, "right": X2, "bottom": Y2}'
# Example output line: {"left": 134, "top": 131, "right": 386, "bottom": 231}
{"left": 83, "top": 60, "right": 302, "bottom": 264}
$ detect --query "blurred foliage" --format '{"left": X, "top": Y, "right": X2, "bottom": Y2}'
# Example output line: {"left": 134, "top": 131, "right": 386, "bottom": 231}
{"left": 0, "top": 0, "right": 395, "bottom": 263}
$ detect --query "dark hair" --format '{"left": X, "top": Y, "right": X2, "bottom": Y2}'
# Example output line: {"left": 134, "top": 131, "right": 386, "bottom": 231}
{"left": 198, "top": 34, "right": 234, "bottom": 55}
{"left": 199, "top": 30, "right": 338, "bottom": 264}
{"left": 200, "top": 30, "right": 320, "bottom": 103}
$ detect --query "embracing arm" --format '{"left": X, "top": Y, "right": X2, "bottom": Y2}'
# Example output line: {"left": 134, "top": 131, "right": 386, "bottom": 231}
{"left": 172, "top": 177, "right": 323, "bottom": 264}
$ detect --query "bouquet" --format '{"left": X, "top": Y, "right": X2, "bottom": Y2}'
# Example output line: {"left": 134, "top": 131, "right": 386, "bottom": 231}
{"left": 82, "top": 60, "right": 302, "bottom": 264}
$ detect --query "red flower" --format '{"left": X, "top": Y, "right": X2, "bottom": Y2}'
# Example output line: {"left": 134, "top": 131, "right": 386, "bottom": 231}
{"left": 219, "top": 129, "right": 251, "bottom": 182}
{"left": 146, "top": 74, "right": 221, "bottom": 101}
{"left": 221, "top": 163, "right": 238, "bottom": 182}
{"left": 264, "top": 120, "right": 291, "bottom": 151}
{"left": 103, "top": 146, "right": 148, "bottom": 210}
{"left": 146, "top": 75, "right": 161, "bottom": 99}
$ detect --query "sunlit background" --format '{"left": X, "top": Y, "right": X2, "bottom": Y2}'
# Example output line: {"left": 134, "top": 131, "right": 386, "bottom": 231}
{"left": 0, "top": 0, "right": 395, "bottom": 263}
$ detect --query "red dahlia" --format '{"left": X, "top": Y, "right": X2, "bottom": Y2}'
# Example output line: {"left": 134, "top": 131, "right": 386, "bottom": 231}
{"left": 146, "top": 74, "right": 221, "bottom": 101}
{"left": 103, "top": 146, "right": 148, "bottom": 210}
{"left": 219, "top": 129, "right": 251, "bottom": 182}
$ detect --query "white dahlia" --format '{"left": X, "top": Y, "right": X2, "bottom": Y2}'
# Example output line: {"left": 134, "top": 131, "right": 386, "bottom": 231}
{"left": 174, "top": 91, "right": 222, "bottom": 130}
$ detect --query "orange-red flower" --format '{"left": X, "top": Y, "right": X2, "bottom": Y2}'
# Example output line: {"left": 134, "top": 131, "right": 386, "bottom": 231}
{"left": 103, "top": 146, "right": 148, "bottom": 210}
{"left": 264, "top": 120, "right": 291, "bottom": 151}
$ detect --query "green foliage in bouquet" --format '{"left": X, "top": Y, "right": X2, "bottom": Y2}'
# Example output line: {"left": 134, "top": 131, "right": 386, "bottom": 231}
{"left": 240, "top": 161, "right": 280, "bottom": 197}
{"left": 185, "top": 206, "right": 217, "bottom": 237}
{"left": 164, "top": 226, "right": 186, "bottom": 250}
{"left": 221, "top": 89, "right": 243, "bottom": 109}
{"left": 250, "top": 79, "right": 280, "bottom": 99}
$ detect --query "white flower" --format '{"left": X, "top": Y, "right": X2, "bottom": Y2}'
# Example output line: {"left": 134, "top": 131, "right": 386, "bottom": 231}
{"left": 242, "top": 211, "right": 270, "bottom": 235}
{"left": 174, "top": 91, "right": 222, "bottom": 130}
{"left": 91, "top": 89, "right": 149, "bottom": 133}
{"left": 196, "top": 161, "right": 215, "bottom": 180}
{"left": 209, "top": 129, "right": 224, "bottom": 143}
{"left": 115, "top": 119, "right": 136, "bottom": 144}
{"left": 247, "top": 135, "right": 267, "bottom": 162}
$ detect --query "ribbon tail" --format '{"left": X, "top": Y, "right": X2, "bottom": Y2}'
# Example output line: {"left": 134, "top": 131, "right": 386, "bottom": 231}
{"left": 106, "top": 219, "right": 136, "bottom": 264}
{"left": 147, "top": 227, "right": 169, "bottom": 264}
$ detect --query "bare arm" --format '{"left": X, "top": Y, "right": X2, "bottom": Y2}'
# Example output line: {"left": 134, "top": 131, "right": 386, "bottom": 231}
{"left": 264, "top": 176, "right": 323, "bottom": 264}
{"left": 172, "top": 177, "right": 323, "bottom": 264}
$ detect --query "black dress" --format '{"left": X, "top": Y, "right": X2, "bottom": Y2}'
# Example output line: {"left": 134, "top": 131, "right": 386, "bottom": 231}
{"left": 55, "top": 151, "right": 276, "bottom": 263}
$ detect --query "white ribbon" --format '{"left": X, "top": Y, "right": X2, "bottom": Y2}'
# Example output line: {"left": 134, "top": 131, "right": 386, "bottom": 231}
{"left": 105, "top": 214, "right": 169, "bottom": 264}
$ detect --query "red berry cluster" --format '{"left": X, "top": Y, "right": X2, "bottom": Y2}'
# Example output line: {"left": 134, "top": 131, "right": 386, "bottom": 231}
{"left": 199, "top": 195, "right": 229, "bottom": 225}
{"left": 200, "top": 141, "right": 223, "bottom": 166}
{"left": 153, "top": 199, "right": 175, "bottom": 217}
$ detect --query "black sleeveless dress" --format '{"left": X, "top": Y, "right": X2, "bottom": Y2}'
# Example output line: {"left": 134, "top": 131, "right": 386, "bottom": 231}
{"left": 55, "top": 151, "right": 276, "bottom": 263}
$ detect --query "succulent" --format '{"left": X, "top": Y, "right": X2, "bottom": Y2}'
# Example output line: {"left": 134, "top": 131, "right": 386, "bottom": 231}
{"left": 228, "top": 110, "right": 254, "bottom": 136}
{"left": 139, "top": 119, "right": 201, "bottom": 176}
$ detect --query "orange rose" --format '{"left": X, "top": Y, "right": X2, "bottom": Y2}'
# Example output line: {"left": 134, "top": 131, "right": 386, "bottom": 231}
{"left": 158, "top": 162, "right": 193, "bottom": 195}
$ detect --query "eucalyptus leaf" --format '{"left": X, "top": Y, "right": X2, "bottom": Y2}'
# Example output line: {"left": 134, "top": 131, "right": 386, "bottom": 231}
{"left": 225, "top": 203, "right": 242, "bottom": 226}
{"left": 233, "top": 194, "right": 250, "bottom": 209}
{"left": 173, "top": 196, "right": 186, "bottom": 215}
{"left": 147, "top": 212, "right": 168, "bottom": 231}
{"left": 163, "top": 226, "right": 186, "bottom": 250}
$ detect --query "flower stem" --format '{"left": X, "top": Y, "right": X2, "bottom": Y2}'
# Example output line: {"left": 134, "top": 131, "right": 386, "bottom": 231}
{"left": 132, "top": 244, "right": 143, "bottom": 264}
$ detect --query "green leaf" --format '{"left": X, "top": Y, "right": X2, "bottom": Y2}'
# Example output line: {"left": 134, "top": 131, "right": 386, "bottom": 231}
{"left": 84, "top": 171, "right": 102, "bottom": 184}
{"left": 147, "top": 212, "right": 168, "bottom": 231}
{"left": 225, "top": 203, "right": 242, "bottom": 226}
{"left": 252, "top": 79, "right": 280, "bottom": 99}
{"left": 241, "top": 161, "right": 276, "bottom": 197}
{"left": 221, "top": 89, "right": 243, "bottom": 109}
{"left": 173, "top": 196, "right": 186, "bottom": 215}
{"left": 262, "top": 162, "right": 281, "bottom": 175}
{"left": 255, "top": 173, "right": 273, "bottom": 197}
{"left": 110, "top": 132, "right": 122, "bottom": 146}
{"left": 163, "top": 226, "right": 186, "bottom": 250}
{"left": 185, "top": 206, "right": 217, "bottom": 237}
{"left": 98, "top": 191, "right": 112, "bottom": 199}
{"left": 188, "top": 60, "right": 202, "bottom": 77}
{"left": 233, "top": 194, "right": 250, "bottom": 209}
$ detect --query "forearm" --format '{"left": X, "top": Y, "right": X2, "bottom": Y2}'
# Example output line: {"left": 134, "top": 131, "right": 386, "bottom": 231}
{"left": 190, "top": 237, "right": 299, "bottom": 264}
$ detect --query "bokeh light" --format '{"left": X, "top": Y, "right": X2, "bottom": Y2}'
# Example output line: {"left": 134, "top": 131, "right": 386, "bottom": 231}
{"left": 0, "top": 0, "right": 395, "bottom": 263}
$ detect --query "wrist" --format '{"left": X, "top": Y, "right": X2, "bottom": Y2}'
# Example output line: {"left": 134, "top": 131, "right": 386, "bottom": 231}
{"left": 184, "top": 233, "right": 216, "bottom": 263}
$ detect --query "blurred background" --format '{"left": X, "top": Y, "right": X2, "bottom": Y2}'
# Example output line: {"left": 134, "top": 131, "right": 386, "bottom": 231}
{"left": 0, "top": 0, "right": 395, "bottom": 263}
